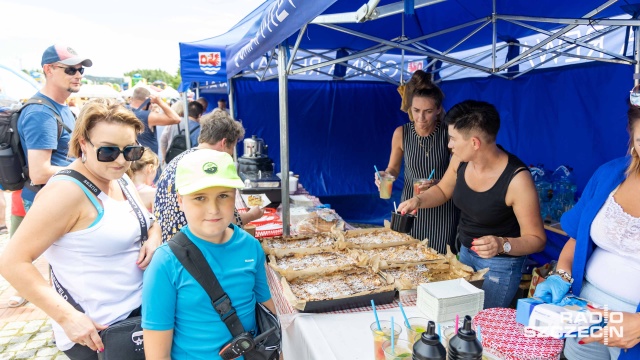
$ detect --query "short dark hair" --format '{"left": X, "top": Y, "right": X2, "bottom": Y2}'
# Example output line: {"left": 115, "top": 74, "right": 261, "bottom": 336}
{"left": 218, "top": 98, "right": 226, "bottom": 103}
{"left": 188, "top": 101, "right": 204, "bottom": 118}
{"left": 444, "top": 100, "right": 500, "bottom": 142}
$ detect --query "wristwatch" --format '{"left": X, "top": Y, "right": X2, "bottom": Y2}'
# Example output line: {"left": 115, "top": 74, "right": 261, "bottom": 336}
{"left": 499, "top": 237, "right": 512, "bottom": 254}
{"left": 548, "top": 269, "right": 574, "bottom": 284}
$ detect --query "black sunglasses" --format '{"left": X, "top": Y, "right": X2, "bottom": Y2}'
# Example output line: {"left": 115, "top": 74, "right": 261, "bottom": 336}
{"left": 53, "top": 65, "right": 84, "bottom": 76}
{"left": 86, "top": 139, "right": 145, "bottom": 162}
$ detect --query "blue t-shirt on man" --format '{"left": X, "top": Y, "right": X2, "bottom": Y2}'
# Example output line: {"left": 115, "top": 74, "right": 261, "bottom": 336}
{"left": 129, "top": 107, "right": 158, "bottom": 154}
{"left": 142, "top": 224, "right": 272, "bottom": 359}
{"left": 18, "top": 92, "right": 75, "bottom": 202}
{"left": 188, "top": 119, "right": 201, "bottom": 147}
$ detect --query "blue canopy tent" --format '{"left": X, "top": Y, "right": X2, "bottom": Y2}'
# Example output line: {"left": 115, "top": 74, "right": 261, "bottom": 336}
{"left": 180, "top": 1, "right": 640, "bottom": 263}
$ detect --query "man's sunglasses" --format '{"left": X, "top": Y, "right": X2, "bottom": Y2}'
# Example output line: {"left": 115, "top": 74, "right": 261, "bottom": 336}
{"left": 53, "top": 65, "right": 84, "bottom": 76}
{"left": 86, "top": 139, "right": 145, "bottom": 162}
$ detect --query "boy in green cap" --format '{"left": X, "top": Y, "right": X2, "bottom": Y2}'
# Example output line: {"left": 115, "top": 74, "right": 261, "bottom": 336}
{"left": 142, "top": 149, "right": 275, "bottom": 359}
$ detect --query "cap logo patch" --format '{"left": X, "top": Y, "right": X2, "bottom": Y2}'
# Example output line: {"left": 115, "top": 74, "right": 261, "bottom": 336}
{"left": 203, "top": 162, "right": 218, "bottom": 174}
{"left": 67, "top": 47, "right": 77, "bottom": 55}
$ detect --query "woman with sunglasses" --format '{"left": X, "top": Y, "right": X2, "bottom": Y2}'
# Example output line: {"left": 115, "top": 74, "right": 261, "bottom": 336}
{"left": 533, "top": 101, "right": 640, "bottom": 360}
{"left": 0, "top": 99, "right": 162, "bottom": 359}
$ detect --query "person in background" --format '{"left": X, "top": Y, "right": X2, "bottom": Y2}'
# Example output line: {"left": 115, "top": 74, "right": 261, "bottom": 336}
{"left": 0, "top": 190, "right": 6, "bottom": 235}
{"left": 186, "top": 101, "right": 205, "bottom": 147}
{"left": 534, "top": 102, "right": 640, "bottom": 360}
{"left": 67, "top": 97, "right": 80, "bottom": 117}
{"left": 196, "top": 97, "right": 209, "bottom": 113}
{"left": 0, "top": 99, "right": 161, "bottom": 359}
{"left": 126, "top": 147, "right": 159, "bottom": 211}
{"left": 376, "top": 72, "right": 459, "bottom": 254}
{"left": 398, "top": 100, "right": 546, "bottom": 309}
{"left": 159, "top": 101, "right": 184, "bottom": 163}
{"left": 143, "top": 150, "right": 274, "bottom": 359}
{"left": 212, "top": 98, "right": 230, "bottom": 116}
{"left": 9, "top": 190, "right": 25, "bottom": 237}
{"left": 154, "top": 111, "right": 263, "bottom": 243}
{"left": 13, "top": 44, "right": 91, "bottom": 309}
{"left": 128, "top": 87, "right": 181, "bottom": 155}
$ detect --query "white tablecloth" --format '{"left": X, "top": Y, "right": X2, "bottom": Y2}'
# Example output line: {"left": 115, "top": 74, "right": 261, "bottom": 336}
{"left": 282, "top": 306, "right": 428, "bottom": 360}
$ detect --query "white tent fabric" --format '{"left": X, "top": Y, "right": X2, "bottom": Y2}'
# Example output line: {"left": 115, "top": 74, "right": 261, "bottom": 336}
{"left": 70, "top": 84, "right": 123, "bottom": 99}
{"left": 0, "top": 64, "right": 40, "bottom": 100}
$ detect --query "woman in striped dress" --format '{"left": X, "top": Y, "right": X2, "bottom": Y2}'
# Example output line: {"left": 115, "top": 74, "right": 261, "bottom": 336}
{"left": 376, "top": 84, "right": 459, "bottom": 254}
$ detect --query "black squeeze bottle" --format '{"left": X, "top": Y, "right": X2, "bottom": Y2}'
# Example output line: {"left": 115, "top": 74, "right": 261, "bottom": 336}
{"left": 447, "top": 315, "right": 482, "bottom": 360}
{"left": 412, "top": 321, "right": 446, "bottom": 360}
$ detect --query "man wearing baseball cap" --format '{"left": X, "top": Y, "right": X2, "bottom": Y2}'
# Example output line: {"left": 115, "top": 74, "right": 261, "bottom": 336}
{"left": 9, "top": 44, "right": 92, "bottom": 308}
{"left": 142, "top": 149, "right": 275, "bottom": 359}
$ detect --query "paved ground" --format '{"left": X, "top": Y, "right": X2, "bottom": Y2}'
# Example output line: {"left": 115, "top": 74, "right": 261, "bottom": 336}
{"left": 0, "top": 192, "right": 68, "bottom": 360}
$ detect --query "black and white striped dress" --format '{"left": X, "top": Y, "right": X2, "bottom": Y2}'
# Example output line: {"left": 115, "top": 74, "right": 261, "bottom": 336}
{"left": 402, "top": 121, "right": 459, "bottom": 254}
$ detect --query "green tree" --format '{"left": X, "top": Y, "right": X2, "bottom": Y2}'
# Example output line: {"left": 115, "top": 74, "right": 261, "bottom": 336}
{"left": 124, "top": 68, "right": 181, "bottom": 89}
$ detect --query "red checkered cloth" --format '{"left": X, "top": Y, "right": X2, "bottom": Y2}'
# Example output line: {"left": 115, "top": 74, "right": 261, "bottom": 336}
{"left": 473, "top": 308, "right": 564, "bottom": 360}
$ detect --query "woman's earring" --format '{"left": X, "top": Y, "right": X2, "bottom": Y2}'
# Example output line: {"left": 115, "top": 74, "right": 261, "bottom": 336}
{"left": 81, "top": 152, "right": 87, "bottom": 163}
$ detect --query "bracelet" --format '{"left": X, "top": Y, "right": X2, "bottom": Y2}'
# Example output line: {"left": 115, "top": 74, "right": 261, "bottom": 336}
{"left": 548, "top": 269, "right": 574, "bottom": 284}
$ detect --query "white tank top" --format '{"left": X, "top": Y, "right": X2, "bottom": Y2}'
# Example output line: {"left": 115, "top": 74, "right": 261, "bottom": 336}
{"left": 585, "top": 190, "right": 640, "bottom": 304}
{"left": 44, "top": 174, "right": 153, "bottom": 351}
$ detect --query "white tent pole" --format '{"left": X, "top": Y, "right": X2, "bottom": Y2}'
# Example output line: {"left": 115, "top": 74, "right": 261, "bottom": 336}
{"left": 401, "top": 14, "right": 405, "bottom": 83}
{"left": 635, "top": 25, "right": 640, "bottom": 86}
{"left": 228, "top": 77, "right": 238, "bottom": 163}
{"left": 278, "top": 44, "right": 291, "bottom": 236}
{"left": 195, "top": 82, "right": 199, "bottom": 99}
{"left": 492, "top": 0, "right": 497, "bottom": 72}
{"left": 182, "top": 91, "right": 191, "bottom": 149}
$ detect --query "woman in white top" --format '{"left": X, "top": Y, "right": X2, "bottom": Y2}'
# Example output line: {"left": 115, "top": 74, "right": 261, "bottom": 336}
{"left": 534, "top": 102, "right": 640, "bottom": 360}
{"left": 0, "top": 99, "right": 162, "bottom": 359}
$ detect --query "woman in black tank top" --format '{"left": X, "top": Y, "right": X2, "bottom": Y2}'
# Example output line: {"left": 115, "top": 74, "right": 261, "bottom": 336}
{"left": 398, "top": 100, "right": 546, "bottom": 309}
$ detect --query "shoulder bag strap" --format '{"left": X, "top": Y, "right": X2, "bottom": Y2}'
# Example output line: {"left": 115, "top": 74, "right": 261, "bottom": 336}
{"left": 117, "top": 178, "right": 149, "bottom": 243}
{"left": 168, "top": 232, "right": 246, "bottom": 337}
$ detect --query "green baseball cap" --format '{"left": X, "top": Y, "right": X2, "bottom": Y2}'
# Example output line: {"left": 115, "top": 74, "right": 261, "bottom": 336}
{"left": 175, "top": 149, "right": 244, "bottom": 195}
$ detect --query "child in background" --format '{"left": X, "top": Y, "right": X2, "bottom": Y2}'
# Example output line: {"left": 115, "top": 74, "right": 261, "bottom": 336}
{"left": 126, "top": 147, "right": 159, "bottom": 211}
{"left": 142, "top": 149, "right": 274, "bottom": 359}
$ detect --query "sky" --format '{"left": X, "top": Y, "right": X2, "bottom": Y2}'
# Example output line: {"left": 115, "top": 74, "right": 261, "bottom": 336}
{"left": 0, "top": 0, "right": 265, "bottom": 77}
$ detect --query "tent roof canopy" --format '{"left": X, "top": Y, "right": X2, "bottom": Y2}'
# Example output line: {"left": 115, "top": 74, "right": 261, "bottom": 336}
{"left": 180, "top": 0, "right": 640, "bottom": 87}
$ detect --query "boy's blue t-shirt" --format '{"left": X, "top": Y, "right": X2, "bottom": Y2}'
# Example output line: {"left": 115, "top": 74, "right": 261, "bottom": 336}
{"left": 142, "top": 224, "right": 272, "bottom": 359}
{"left": 18, "top": 92, "right": 75, "bottom": 201}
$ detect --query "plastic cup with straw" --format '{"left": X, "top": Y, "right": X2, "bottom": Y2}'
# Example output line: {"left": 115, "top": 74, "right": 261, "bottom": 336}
{"left": 427, "top": 168, "right": 435, "bottom": 181}
{"left": 371, "top": 299, "right": 381, "bottom": 331}
{"left": 374, "top": 165, "right": 382, "bottom": 180}
{"left": 391, "top": 316, "right": 395, "bottom": 355}
{"left": 398, "top": 302, "right": 411, "bottom": 330}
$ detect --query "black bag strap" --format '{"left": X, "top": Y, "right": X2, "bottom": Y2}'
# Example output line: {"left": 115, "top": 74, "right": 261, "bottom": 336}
{"left": 168, "top": 232, "right": 246, "bottom": 337}
{"left": 51, "top": 268, "right": 85, "bottom": 313}
{"left": 118, "top": 177, "right": 148, "bottom": 243}
{"left": 24, "top": 95, "right": 73, "bottom": 136}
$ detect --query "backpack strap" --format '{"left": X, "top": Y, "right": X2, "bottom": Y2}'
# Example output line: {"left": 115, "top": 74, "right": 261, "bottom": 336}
{"left": 168, "top": 231, "right": 246, "bottom": 337}
{"left": 189, "top": 123, "right": 200, "bottom": 135}
{"left": 23, "top": 95, "right": 73, "bottom": 139}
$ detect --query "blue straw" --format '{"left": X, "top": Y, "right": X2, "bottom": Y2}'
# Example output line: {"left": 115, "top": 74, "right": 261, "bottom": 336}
{"left": 391, "top": 316, "right": 395, "bottom": 355}
{"left": 427, "top": 169, "right": 435, "bottom": 180}
{"left": 437, "top": 323, "right": 441, "bottom": 340}
{"left": 371, "top": 300, "right": 381, "bottom": 331}
{"left": 398, "top": 302, "right": 411, "bottom": 330}
{"left": 374, "top": 165, "right": 382, "bottom": 180}
{"left": 476, "top": 325, "right": 482, "bottom": 343}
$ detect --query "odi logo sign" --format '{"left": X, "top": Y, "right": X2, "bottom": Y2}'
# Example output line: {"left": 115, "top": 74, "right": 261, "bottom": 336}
{"left": 199, "top": 52, "right": 222, "bottom": 75}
